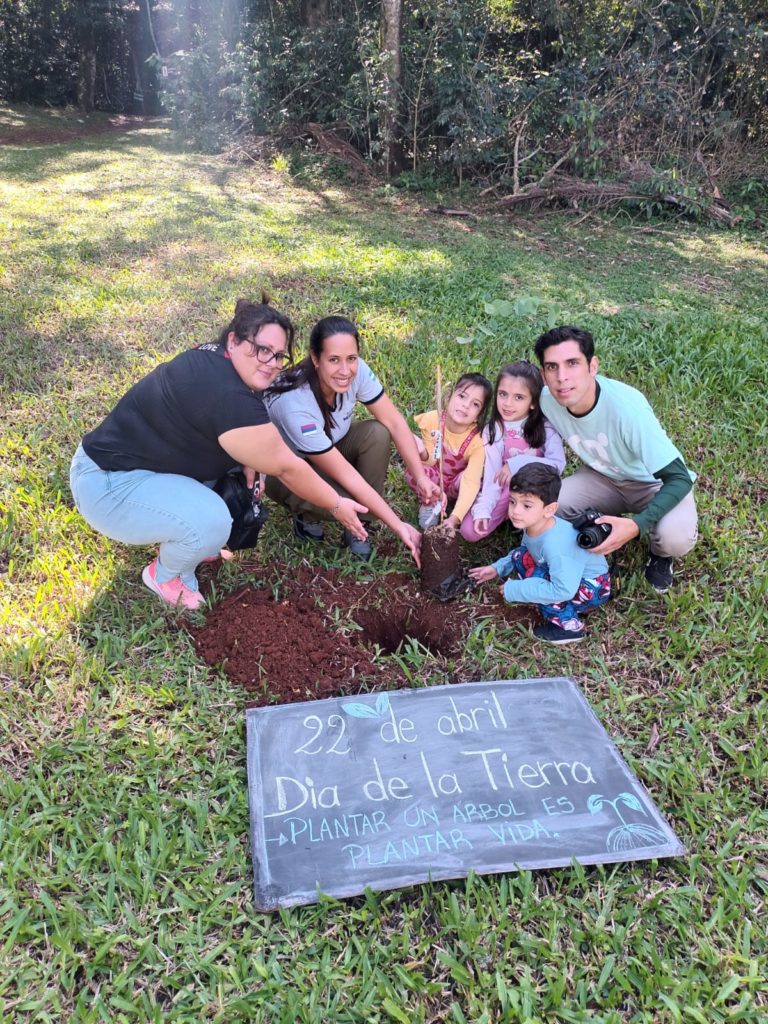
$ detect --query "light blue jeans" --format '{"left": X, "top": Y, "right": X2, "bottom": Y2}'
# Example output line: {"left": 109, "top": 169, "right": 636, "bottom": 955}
{"left": 69, "top": 445, "right": 232, "bottom": 590}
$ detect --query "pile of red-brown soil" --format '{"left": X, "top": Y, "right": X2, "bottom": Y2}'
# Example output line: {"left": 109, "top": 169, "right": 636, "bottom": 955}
{"left": 187, "top": 564, "right": 530, "bottom": 707}
{"left": 190, "top": 585, "right": 385, "bottom": 703}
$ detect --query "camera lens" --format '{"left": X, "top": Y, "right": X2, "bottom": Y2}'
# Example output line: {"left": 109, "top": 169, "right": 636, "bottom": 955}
{"left": 577, "top": 527, "right": 602, "bottom": 549}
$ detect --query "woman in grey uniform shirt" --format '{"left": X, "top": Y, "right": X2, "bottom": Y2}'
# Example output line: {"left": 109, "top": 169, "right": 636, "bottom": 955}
{"left": 265, "top": 315, "right": 440, "bottom": 563}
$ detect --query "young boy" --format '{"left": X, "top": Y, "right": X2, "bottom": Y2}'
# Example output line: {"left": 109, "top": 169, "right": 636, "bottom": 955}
{"left": 469, "top": 463, "right": 611, "bottom": 644}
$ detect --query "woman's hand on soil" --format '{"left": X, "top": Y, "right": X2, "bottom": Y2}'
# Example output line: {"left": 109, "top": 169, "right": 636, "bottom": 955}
{"left": 473, "top": 517, "right": 490, "bottom": 536}
{"left": 494, "top": 464, "right": 512, "bottom": 487}
{"left": 396, "top": 521, "right": 422, "bottom": 568}
{"left": 333, "top": 498, "right": 369, "bottom": 540}
{"left": 468, "top": 564, "right": 498, "bottom": 583}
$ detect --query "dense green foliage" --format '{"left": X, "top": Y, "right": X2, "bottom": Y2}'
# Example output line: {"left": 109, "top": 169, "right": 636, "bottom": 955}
{"left": 0, "top": 0, "right": 157, "bottom": 113}
{"left": 2, "top": 1, "right": 766, "bottom": 189}
{"left": 1, "top": 109, "right": 767, "bottom": 1022}
{"left": 161, "top": 0, "right": 768, "bottom": 185}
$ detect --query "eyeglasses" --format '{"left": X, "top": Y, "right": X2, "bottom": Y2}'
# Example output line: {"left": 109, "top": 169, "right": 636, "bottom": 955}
{"left": 252, "top": 343, "right": 290, "bottom": 367}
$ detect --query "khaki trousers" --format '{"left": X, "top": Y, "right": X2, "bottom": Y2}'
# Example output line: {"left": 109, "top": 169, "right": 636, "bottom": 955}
{"left": 266, "top": 419, "right": 392, "bottom": 523}
{"left": 557, "top": 465, "right": 698, "bottom": 558}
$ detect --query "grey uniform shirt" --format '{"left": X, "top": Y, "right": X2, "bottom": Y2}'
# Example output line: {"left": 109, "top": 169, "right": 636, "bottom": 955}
{"left": 265, "top": 357, "right": 385, "bottom": 455}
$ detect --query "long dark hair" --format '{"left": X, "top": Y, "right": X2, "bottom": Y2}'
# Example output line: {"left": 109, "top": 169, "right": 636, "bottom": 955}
{"left": 266, "top": 315, "right": 360, "bottom": 435}
{"left": 487, "top": 360, "right": 545, "bottom": 449}
{"left": 214, "top": 294, "right": 296, "bottom": 358}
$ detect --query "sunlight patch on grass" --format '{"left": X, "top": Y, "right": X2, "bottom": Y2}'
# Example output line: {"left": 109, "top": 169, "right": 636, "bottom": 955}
{"left": 1, "top": 111, "right": 767, "bottom": 1022}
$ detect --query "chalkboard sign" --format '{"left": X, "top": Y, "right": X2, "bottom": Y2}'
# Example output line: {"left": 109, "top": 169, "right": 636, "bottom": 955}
{"left": 246, "top": 677, "right": 684, "bottom": 910}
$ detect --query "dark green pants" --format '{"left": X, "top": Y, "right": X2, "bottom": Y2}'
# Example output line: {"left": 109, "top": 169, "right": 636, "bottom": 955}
{"left": 266, "top": 419, "right": 392, "bottom": 523}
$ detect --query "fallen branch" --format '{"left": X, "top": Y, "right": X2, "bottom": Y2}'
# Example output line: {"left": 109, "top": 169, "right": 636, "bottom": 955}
{"left": 279, "top": 122, "right": 371, "bottom": 179}
{"left": 492, "top": 175, "right": 738, "bottom": 225}
{"left": 427, "top": 205, "right": 478, "bottom": 218}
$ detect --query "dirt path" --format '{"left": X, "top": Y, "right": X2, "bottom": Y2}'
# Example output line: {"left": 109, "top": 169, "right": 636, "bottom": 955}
{"left": 0, "top": 114, "right": 162, "bottom": 146}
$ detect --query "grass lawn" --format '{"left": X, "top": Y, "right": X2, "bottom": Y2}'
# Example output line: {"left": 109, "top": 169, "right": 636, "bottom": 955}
{"left": 1, "top": 105, "right": 766, "bottom": 1022}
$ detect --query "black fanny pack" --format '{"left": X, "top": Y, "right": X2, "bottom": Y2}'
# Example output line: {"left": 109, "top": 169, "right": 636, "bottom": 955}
{"left": 212, "top": 471, "right": 268, "bottom": 551}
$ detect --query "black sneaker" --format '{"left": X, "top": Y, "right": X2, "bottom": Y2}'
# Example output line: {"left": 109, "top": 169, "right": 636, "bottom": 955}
{"left": 645, "top": 554, "right": 673, "bottom": 593}
{"left": 342, "top": 528, "right": 372, "bottom": 561}
{"left": 293, "top": 516, "right": 324, "bottom": 542}
{"left": 533, "top": 621, "right": 585, "bottom": 645}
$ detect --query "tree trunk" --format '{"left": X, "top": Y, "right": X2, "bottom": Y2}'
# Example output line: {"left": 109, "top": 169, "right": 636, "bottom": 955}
{"left": 73, "top": 0, "right": 98, "bottom": 113}
{"left": 77, "top": 40, "right": 97, "bottom": 111}
{"left": 380, "top": 0, "right": 405, "bottom": 176}
{"left": 301, "top": 0, "right": 330, "bottom": 29}
{"left": 182, "top": 0, "right": 203, "bottom": 49}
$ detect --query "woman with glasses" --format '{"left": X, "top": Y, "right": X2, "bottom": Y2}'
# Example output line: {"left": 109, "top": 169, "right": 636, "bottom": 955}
{"left": 69, "top": 298, "right": 367, "bottom": 610}
{"left": 264, "top": 315, "right": 439, "bottom": 562}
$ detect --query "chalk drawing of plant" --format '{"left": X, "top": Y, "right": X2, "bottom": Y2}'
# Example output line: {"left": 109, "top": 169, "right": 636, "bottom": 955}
{"left": 340, "top": 692, "right": 390, "bottom": 719}
{"left": 587, "top": 792, "right": 668, "bottom": 852}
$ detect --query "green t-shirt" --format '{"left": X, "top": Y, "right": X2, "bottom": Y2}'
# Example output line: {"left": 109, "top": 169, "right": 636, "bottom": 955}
{"left": 540, "top": 376, "right": 695, "bottom": 484}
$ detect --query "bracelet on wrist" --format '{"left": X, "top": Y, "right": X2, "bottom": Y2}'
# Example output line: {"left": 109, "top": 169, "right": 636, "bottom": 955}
{"left": 329, "top": 496, "right": 342, "bottom": 517}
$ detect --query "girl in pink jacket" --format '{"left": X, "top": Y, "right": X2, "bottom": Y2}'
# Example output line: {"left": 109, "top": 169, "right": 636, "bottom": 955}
{"left": 461, "top": 360, "right": 565, "bottom": 541}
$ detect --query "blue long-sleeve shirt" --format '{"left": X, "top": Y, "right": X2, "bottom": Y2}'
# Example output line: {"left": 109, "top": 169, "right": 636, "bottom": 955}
{"left": 492, "top": 517, "right": 609, "bottom": 606}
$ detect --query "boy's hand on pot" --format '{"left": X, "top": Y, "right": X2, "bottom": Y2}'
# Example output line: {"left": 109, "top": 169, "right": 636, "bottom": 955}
{"left": 468, "top": 565, "right": 497, "bottom": 583}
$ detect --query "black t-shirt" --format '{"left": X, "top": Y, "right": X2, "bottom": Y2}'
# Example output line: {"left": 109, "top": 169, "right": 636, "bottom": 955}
{"left": 82, "top": 346, "right": 271, "bottom": 481}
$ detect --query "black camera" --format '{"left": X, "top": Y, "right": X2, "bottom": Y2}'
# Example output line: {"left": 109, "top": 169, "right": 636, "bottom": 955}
{"left": 573, "top": 508, "right": 612, "bottom": 549}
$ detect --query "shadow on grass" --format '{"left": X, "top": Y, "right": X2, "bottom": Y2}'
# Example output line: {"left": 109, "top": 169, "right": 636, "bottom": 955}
{"left": 3, "top": 130, "right": 765, "bottom": 400}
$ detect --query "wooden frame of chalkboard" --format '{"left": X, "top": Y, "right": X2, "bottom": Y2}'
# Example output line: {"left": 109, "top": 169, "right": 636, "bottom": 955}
{"left": 246, "top": 677, "right": 685, "bottom": 910}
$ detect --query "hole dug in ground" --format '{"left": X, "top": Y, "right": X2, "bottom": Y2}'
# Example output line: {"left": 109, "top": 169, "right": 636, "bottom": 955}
{"left": 189, "top": 564, "right": 525, "bottom": 706}
{"left": 352, "top": 598, "right": 457, "bottom": 657}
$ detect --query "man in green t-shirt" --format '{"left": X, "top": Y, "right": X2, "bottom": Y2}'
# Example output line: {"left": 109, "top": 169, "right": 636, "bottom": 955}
{"left": 534, "top": 326, "right": 698, "bottom": 593}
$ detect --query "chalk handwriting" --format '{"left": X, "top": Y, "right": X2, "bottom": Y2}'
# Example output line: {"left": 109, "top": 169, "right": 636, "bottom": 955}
{"left": 343, "top": 828, "right": 473, "bottom": 868}
{"left": 452, "top": 800, "right": 524, "bottom": 822}
{"left": 294, "top": 714, "right": 350, "bottom": 756}
{"left": 274, "top": 810, "right": 390, "bottom": 845}
{"left": 461, "top": 748, "right": 595, "bottom": 790}
{"left": 247, "top": 679, "right": 683, "bottom": 908}
{"left": 486, "top": 819, "right": 556, "bottom": 845}
{"left": 436, "top": 691, "right": 508, "bottom": 736}
{"left": 265, "top": 775, "right": 340, "bottom": 816}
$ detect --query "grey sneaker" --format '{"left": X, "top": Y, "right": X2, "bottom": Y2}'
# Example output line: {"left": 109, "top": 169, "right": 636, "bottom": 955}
{"left": 342, "top": 528, "right": 372, "bottom": 561}
{"left": 645, "top": 554, "right": 673, "bottom": 593}
{"left": 293, "top": 516, "right": 324, "bottom": 542}
{"left": 418, "top": 502, "right": 442, "bottom": 530}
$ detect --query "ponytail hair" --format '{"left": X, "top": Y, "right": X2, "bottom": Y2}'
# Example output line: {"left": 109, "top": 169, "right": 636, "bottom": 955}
{"left": 488, "top": 360, "right": 545, "bottom": 449}
{"left": 215, "top": 294, "right": 296, "bottom": 358}
{"left": 265, "top": 315, "right": 360, "bottom": 436}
